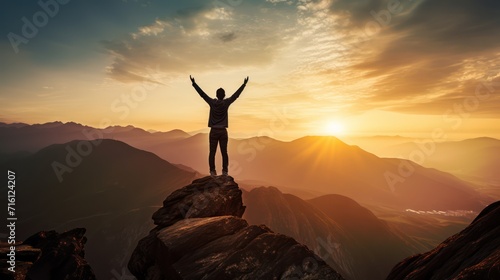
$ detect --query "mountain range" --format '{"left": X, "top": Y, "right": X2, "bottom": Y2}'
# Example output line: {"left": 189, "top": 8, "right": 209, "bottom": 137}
{"left": 1, "top": 121, "right": 497, "bottom": 279}
{"left": 1, "top": 122, "right": 494, "bottom": 212}
{"left": 0, "top": 138, "right": 414, "bottom": 279}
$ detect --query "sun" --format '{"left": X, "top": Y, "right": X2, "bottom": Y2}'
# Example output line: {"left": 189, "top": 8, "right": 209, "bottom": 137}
{"left": 324, "top": 121, "right": 346, "bottom": 136}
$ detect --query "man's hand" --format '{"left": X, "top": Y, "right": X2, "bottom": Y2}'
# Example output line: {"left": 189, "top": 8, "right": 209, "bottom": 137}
{"left": 244, "top": 76, "right": 249, "bottom": 85}
{"left": 190, "top": 75, "right": 195, "bottom": 84}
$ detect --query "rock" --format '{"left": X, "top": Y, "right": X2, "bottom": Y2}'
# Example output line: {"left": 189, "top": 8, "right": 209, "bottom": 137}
{"left": 387, "top": 201, "right": 500, "bottom": 280}
{"left": 0, "top": 228, "right": 96, "bottom": 280}
{"left": 152, "top": 176, "right": 246, "bottom": 227}
{"left": 129, "top": 176, "right": 344, "bottom": 280}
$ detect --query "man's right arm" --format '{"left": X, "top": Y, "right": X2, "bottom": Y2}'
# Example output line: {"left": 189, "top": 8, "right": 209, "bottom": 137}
{"left": 190, "top": 76, "right": 212, "bottom": 104}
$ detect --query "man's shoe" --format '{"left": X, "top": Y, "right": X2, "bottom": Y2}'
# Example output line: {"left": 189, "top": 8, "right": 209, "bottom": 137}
{"left": 222, "top": 171, "right": 228, "bottom": 176}
{"left": 210, "top": 170, "right": 217, "bottom": 176}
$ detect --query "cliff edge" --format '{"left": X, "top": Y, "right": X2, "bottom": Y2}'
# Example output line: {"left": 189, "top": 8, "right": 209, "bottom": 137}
{"left": 128, "top": 176, "right": 344, "bottom": 280}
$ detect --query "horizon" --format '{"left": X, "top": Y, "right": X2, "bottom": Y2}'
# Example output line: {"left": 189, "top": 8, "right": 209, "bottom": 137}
{"left": 2, "top": 120, "right": 499, "bottom": 143}
{"left": 1, "top": 0, "right": 499, "bottom": 141}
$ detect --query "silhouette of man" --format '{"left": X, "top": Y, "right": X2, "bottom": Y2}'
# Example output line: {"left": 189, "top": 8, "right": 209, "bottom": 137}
{"left": 190, "top": 75, "right": 249, "bottom": 176}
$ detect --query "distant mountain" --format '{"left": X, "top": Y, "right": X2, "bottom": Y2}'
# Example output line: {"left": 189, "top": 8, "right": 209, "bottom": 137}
{"left": 341, "top": 135, "right": 418, "bottom": 156}
{"left": 0, "top": 121, "right": 89, "bottom": 153}
{"left": 242, "top": 187, "right": 418, "bottom": 280}
{"left": 384, "top": 138, "right": 500, "bottom": 180}
{"left": 0, "top": 139, "right": 196, "bottom": 279}
{"left": 387, "top": 201, "right": 500, "bottom": 280}
{"left": 0, "top": 121, "right": 191, "bottom": 153}
{"left": 129, "top": 176, "right": 344, "bottom": 280}
{"left": 0, "top": 122, "right": 29, "bottom": 128}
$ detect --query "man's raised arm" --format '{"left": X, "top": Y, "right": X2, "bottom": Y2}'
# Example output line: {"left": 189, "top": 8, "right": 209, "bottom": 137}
{"left": 190, "top": 75, "right": 212, "bottom": 104}
{"left": 228, "top": 76, "right": 249, "bottom": 103}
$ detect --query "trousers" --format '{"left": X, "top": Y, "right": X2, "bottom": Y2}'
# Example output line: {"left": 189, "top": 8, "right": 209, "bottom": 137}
{"left": 209, "top": 128, "right": 228, "bottom": 173}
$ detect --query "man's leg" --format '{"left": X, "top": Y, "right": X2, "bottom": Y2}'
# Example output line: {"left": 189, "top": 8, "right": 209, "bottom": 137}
{"left": 220, "top": 128, "right": 229, "bottom": 174}
{"left": 209, "top": 129, "right": 218, "bottom": 174}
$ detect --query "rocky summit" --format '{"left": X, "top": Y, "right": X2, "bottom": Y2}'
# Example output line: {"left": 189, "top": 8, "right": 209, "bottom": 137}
{"left": 0, "top": 228, "right": 96, "bottom": 280}
{"left": 387, "top": 201, "right": 500, "bottom": 280}
{"left": 128, "top": 176, "right": 344, "bottom": 280}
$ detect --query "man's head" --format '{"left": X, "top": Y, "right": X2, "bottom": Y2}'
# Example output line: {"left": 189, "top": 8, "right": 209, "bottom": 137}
{"left": 216, "top": 88, "right": 225, "bottom": 100}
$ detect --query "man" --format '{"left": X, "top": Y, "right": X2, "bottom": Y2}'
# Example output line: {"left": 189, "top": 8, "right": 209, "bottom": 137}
{"left": 190, "top": 75, "right": 249, "bottom": 176}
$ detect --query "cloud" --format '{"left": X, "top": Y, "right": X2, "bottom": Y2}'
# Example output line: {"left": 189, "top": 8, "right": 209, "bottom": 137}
{"left": 102, "top": 3, "right": 293, "bottom": 83}
{"left": 101, "top": 0, "right": 500, "bottom": 116}
{"left": 219, "top": 32, "right": 237, "bottom": 43}
{"left": 324, "top": 0, "right": 500, "bottom": 115}
{"left": 393, "top": 0, "right": 500, "bottom": 52}
{"left": 384, "top": 76, "right": 500, "bottom": 117}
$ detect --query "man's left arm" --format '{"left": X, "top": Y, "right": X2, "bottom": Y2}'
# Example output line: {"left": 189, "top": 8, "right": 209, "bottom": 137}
{"left": 228, "top": 76, "right": 249, "bottom": 103}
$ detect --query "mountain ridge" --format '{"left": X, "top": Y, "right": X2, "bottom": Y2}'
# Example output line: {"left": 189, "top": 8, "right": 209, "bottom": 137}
{"left": 387, "top": 201, "right": 500, "bottom": 280}
{"left": 242, "top": 186, "right": 418, "bottom": 280}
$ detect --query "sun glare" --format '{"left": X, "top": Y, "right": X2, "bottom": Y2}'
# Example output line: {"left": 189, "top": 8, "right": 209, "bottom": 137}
{"left": 324, "top": 121, "right": 346, "bottom": 136}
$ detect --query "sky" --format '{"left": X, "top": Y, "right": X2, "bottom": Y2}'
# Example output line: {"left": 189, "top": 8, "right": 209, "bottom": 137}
{"left": 1, "top": 0, "right": 499, "bottom": 140}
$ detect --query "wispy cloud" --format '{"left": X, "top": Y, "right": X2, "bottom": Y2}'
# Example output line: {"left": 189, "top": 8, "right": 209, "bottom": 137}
{"left": 325, "top": 0, "right": 500, "bottom": 114}
{"left": 102, "top": 3, "right": 294, "bottom": 83}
